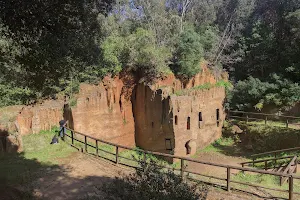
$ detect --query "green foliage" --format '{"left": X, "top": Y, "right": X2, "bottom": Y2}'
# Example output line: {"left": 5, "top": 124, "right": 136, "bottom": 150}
{"left": 127, "top": 28, "right": 172, "bottom": 78}
{"left": 172, "top": 29, "right": 204, "bottom": 78}
{"left": 174, "top": 80, "right": 231, "bottom": 96}
{"left": 229, "top": 75, "right": 300, "bottom": 111}
{"left": 0, "top": 84, "right": 34, "bottom": 107}
{"left": 100, "top": 34, "right": 126, "bottom": 75}
{"left": 102, "top": 159, "right": 208, "bottom": 200}
{"left": 0, "top": 0, "right": 115, "bottom": 106}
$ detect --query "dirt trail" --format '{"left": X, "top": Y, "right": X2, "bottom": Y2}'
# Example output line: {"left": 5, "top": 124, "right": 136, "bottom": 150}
{"left": 33, "top": 153, "right": 132, "bottom": 200}
{"left": 31, "top": 152, "right": 262, "bottom": 200}
{"left": 188, "top": 152, "right": 248, "bottom": 178}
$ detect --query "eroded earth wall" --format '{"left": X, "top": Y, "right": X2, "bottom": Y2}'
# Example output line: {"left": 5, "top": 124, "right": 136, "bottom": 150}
{"left": 132, "top": 84, "right": 175, "bottom": 154}
{"left": 171, "top": 87, "right": 225, "bottom": 157}
{"left": 64, "top": 76, "right": 135, "bottom": 147}
{"left": 16, "top": 100, "right": 64, "bottom": 135}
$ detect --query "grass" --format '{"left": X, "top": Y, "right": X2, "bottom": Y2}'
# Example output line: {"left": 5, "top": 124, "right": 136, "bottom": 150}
{"left": 200, "top": 137, "right": 235, "bottom": 154}
{"left": 174, "top": 80, "right": 232, "bottom": 96}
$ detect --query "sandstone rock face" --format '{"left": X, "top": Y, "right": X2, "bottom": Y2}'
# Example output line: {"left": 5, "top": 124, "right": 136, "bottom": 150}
{"left": 133, "top": 63, "right": 226, "bottom": 158}
{"left": 0, "top": 62, "right": 226, "bottom": 158}
{"left": 16, "top": 100, "right": 64, "bottom": 135}
{"left": 132, "top": 85, "right": 174, "bottom": 154}
{"left": 171, "top": 87, "right": 225, "bottom": 157}
{"left": 5, "top": 135, "right": 23, "bottom": 153}
{"left": 64, "top": 76, "right": 136, "bottom": 147}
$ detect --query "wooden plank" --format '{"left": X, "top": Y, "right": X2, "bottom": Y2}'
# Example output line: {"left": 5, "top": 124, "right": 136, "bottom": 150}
{"left": 228, "top": 110, "right": 300, "bottom": 119}
{"left": 241, "top": 155, "right": 294, "bottom": 165}
{"left": 231, "top": 180, "right": 288, "bottom": 193}
{"left": 251, "top": 147, "right": 300, "bottom": 158}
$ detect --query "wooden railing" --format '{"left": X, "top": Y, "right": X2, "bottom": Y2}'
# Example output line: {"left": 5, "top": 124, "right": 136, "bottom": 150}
{"left": 281, "top": 156, "right": 298, "bottom": 186}
{"left": 241, "top": 155, "right": 295, "bottom": 170}
{"left": 251, "top": 147, "right": 300, "bottom": 160}
{"left": 63, "top": 127, "right": 300, "bottom": 200}
{"left": 227, "top": 110, "right": 300, "bottom": 128}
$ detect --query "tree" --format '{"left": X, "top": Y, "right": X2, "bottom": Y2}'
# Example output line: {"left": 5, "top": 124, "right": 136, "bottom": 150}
{"left": 172, "top": 28, "right": 204, "bottom": 78}
{"left": 0, "top": 0, "right": 115, "bottom": 105}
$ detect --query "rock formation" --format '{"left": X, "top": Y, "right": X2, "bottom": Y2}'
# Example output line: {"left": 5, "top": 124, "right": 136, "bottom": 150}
{"left": 1, "top": 62, "right": 227, "bottom": 158}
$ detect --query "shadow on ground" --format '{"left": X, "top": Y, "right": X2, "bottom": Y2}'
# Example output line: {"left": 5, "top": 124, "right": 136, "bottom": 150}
{"left": 0, "top": 136, "right": 122, "bottom": 200}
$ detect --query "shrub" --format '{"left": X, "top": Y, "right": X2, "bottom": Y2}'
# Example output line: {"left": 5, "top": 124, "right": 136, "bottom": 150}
{"left": 228, "top": 74, "right": 300, "bottom": 111}
{"left": 102, "top": 159, "right": 208, "bottom": 200}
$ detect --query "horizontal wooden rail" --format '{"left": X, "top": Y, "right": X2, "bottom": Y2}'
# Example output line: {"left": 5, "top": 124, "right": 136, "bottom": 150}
{"left": 64, "top": 127, "right": 300, "bottom": 200}
{"left": 241, "top": 155, "right": 295, "bottom": 165}
{"left": 251, "top": 147, "right": 300, "bottom": 158}
{"left": 228, "top": 110, "right": 300, "bottom": 119}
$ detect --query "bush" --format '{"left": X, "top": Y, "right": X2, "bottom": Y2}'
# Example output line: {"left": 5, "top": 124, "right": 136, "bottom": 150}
{"left": 228, "top": 74, "right": 300, "bottom": 111}
{"left": 102, "top": 159, "right": 208, "bottom": 200}
{"left": 235, "top": 122, "right": 300, "bottom": 153}
{"left": 0, "top": 84, "right": 35, "bottom": 107}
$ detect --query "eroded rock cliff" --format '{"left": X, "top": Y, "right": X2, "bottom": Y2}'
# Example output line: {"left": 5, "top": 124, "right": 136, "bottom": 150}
{"left": 0, "top": 63, "right": 227, "bottom": 157}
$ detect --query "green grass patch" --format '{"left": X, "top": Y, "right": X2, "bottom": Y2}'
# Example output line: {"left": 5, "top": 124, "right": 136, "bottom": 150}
{"left": 200, "top": 137, "right": 235, "bottom": 154}
{"left": 174, "top": 80, "right": 231, "bottom": 96}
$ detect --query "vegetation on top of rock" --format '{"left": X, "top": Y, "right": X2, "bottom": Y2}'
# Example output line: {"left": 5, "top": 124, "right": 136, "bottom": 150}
{"left": 174, "top": 80, "right": 232, "bottom": 96}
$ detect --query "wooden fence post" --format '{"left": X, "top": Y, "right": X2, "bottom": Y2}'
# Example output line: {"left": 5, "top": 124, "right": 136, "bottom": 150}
{"left": 289, "top": 176, "right": 293, "bottom": 200}
{"left": 227, "top": 167, "right": 231, "bottom": 192}
{"left": 96, "top": 140, "right": 99, "bottom": 156}
{"left": 143, "top": 152, "right": 147, "bottom": 171}
{"left": 265, "top": 161, "right": 268, "bottom": 171}
{"left": 265, "top": 116, "right": 267, "bottom": 125}
{"left": 116, "top": 146, "right": 119, "bottom": 164}
{"left": 227, "top": 110, "right": 230, "bottom": 120}
{"left": 274, "top": 153, "right": 277, "bottom": 165}
{"left": 253, "top": 158, "right": 255, "bottom": 167}
{"left": 181, "top": 159, "right": 185, "bottom": 179}
{"left": 71, "top": 131, "right": 74, "bottom": 145}
{"left": 295, "top": 158, "right": 298, "bottom": 173}
{"left": 246, "top": 115, "right": 249, "bottom": 124}
{"left": 63, "top": 127, "right": 66, "bottom": 141}
{"left": 84, "top": 136, "right": 87, "bottom": 152}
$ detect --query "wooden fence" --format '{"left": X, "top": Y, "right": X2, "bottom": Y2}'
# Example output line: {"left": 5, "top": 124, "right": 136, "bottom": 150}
{"left": 62, "top": 127, "right": 300, "bottom": 200}
{"left": 251, "top": 147, "right": 300, "bottom": 160}
{"left": 227, "top": 110, "right": 300, "bottom": 128}
{"left": 241, "top": 155, "right": 295, "bottom": 170}
{"left": 281, "top": 156, "right": 298, "bottom": 186}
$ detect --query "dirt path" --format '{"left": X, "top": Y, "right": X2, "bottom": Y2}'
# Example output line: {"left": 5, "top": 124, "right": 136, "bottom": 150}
{"left": 31, "top": 152, "right": 263, "bottom": 200}
{"left": 33, "top": 152, "right": 132, "bottom": 200}
{"left": 188, "top": 152, "right": 248, "bottom": 179}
